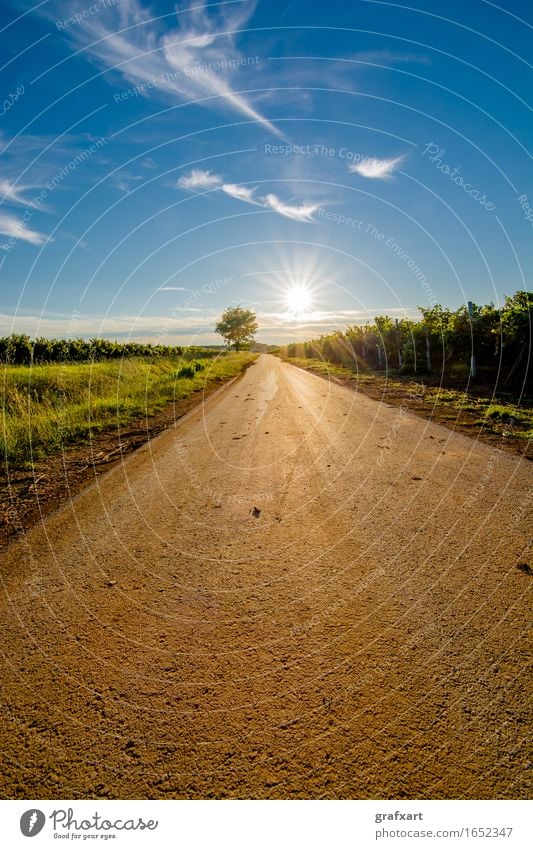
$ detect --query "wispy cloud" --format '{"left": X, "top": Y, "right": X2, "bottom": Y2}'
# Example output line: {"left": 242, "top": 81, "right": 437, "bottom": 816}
{"left": 0, "top": 179, "right": 34, "bottom": 206}
{"left": 110, "top": 170, "right": 145, "bottom": 193}
{"left": 349, "top": 156, "right": 404, "bottom": 180}
{"left": 0, "top": 133, "right": 110, "bottom": 197}
{"left": 0, "top": 213, "right": 47, "bottom": 246}
{"left": 178, "top": 167, "right": 321, "bottom": 221}
{"left": 177, "top": 169, "right": 221, "bottom": 190}
{"left": 221, "top": 182, "right": 257, "bottom": 202}
{"left": 263, "top": 194, "right": 318, "bottom": 222}
{"left": 53, "top": 0, "right": 283, "bottom": 138}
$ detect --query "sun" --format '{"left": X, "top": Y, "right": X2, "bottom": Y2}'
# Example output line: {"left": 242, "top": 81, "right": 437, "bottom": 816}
{"left": 285, "top": 284, "right": 313, "bottom": 315}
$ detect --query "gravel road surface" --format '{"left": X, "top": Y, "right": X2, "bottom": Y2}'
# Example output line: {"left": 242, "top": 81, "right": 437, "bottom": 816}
{"left": 0, "top": 355, "right": 531, "bottom": 799}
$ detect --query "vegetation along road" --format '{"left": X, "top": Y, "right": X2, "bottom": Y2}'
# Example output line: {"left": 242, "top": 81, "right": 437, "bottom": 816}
{"left": 0, "top": 354, "right": 531, "bottom": 799}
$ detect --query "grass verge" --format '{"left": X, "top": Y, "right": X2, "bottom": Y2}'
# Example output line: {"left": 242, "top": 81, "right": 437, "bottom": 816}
{"left": 1, "top": 353, "right": 256, "bottom": 469}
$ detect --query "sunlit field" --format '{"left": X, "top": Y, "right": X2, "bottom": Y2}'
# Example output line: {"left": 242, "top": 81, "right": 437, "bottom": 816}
{"left": 1, "top": 353, "right": 256, "bottom": 467}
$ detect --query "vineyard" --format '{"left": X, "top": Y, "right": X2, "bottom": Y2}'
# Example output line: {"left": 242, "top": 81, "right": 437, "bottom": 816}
{"left": 279, "top": 291, "right": 532, "bottom": 395}
{"left": 0, "top": 335, "right": 221, "bottom": 365}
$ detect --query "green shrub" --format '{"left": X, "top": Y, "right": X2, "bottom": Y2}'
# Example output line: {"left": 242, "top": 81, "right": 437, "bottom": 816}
{"left": 176, "top": 365, "right": 196, "bottom": 379}
{"left": 485, "top": 404, "right": 528, "bottom": 424}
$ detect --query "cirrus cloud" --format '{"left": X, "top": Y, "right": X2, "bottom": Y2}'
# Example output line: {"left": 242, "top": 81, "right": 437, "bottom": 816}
{"left": 221, "top": 182, "right": 258, "bottom": 203}
{"left": 262, "top": 193, "right": 319, "bottom": 222}
{"left": 0, "top": 213, "right": 47, "bottom": 247}
{"left": 48, "top": 0, "right": 283, "bottom": 138}
{"left": 349, "top": 156, "right": 405, "bottom": 179}
{"left": 177, "top": 168, "right": 222, "bottom": 190}
{"left": 178, "top": 167, "right": 321, "bottom": 222}
{"left": 0, "top": 179, "right": 34, "bottom": 207}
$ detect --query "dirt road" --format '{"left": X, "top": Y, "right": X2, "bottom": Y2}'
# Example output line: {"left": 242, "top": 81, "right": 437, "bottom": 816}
{"left": 0, "top": 355, "right": 531, "bottom": 799}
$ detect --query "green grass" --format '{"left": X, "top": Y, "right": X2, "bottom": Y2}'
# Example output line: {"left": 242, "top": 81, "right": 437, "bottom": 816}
{"left": 485, "top": 404, "right": 530, "bottom": 424}
{"left": 0, "top": 353, "right": 256, "bottom": 467}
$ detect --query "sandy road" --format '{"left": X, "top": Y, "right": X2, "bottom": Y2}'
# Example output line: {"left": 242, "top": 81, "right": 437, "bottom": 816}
{"left": 0, "top": 354, "right": 531, "bottom": 799}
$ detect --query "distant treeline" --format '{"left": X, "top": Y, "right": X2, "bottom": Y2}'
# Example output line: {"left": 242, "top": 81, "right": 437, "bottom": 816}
{"left": 0, "top": 335, "right": 221, "bottom": 365}
{"left": 279, "top": 291, "right": 531, "bottom": 388}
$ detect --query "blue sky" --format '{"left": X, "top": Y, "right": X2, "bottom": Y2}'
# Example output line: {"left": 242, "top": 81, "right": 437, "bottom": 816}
{"left": 0, "top": 0, "right": 531, "bottom": 344}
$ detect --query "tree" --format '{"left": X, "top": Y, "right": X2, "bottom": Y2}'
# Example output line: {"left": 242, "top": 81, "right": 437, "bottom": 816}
{"left": 215, "top": 306, "right": 258, "bottom": 351}
{"left": 500, "top": 290, "right": 532, "bottom": 386}
{"left": 4, "top": 334, "right": 33, "bottom": 364}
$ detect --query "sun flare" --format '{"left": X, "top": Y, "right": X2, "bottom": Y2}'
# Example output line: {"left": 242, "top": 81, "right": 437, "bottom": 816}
{"left": 285, "top": 285, "right": 313, "bottom": 315}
